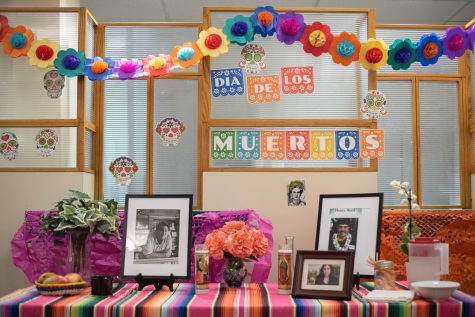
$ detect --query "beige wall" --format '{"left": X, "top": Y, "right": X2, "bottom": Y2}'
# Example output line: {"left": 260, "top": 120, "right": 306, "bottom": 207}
{"left": 203, "top": 171, "right": 378, "bottom": 282}
{"left": 0, "top": 172, "right": 94, "bottom": 296}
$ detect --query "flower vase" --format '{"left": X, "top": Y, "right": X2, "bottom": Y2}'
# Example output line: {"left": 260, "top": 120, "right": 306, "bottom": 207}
{"left": 66, "top": 230, "right": 91, "bottom": 283}
{"left": 222, "top": 257, "right": 247, "bottom": 288}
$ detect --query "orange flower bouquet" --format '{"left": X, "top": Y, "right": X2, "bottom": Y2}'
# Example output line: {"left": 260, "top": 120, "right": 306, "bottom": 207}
{"left": 205, "top": 220, "right": 269, "bottom": 287}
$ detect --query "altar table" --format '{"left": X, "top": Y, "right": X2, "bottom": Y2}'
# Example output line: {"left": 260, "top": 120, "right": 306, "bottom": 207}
{"left": 1, "top": 282, "right": 474, "bottom": 317}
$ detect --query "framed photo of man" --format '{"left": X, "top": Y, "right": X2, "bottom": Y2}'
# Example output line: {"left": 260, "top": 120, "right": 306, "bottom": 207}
{"left": 315, "top": 193, "right": 383, "bottom": 277}
{"left": 121, "top": 194, "right": 193, "bottom": 279}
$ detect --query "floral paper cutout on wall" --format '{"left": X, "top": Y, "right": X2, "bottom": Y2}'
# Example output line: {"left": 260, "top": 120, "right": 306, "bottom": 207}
{"left": 0, "top": 132, "right": 19, "bottom": 161}
{"left": 155, "top": 118, "right": 186, "bottom": 147}
{"left": 108, "top": 156, "right": 138, "bottom": 186}
{"left": 43, "top": 70, "right": 65, "bottom": 99}
{"left": 238, "top": 44, "right": 266, "bottom": 74}
{"left": 36, "top": 128, "right": 58, "bottom": 157}
{"left": 361, "top": 90, "right": 387, "bottom": 119}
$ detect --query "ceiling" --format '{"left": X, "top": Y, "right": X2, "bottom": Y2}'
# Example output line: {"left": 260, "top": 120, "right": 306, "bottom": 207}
{"left": 80, "top": 0, "right": 474, "bottom": 25}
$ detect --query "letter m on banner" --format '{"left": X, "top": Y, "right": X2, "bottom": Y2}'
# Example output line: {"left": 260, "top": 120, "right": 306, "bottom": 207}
{"left": 211, "top": 131, "right": 235, "bottom": 160}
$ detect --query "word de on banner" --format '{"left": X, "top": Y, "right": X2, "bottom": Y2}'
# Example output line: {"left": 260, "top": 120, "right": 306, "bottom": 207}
{"left": 211, "top": 68, "right": 245, "bottom": 97}
{"left": 246, "top": 75, "right": 280, "bottom": 103}
{"left": 281, "top": 66, "right": 314, "bottom": 94}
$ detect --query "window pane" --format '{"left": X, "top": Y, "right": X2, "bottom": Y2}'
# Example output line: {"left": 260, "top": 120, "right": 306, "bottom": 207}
{"left": 376, "top": 80, "right": 414, "bottom": 205}
{"left": 85, "top": 129, "right": 93, "bottom": 170}
{"left": 419, "top": 81, "right": 460, "bottom": 206}
{"left": 153, "top": 79, "right": 198, "bottom": 206}
{"left": 210, "top": 11, "right": 368, "bottom": 119}
{"left": 85, "top": 18, "right": 96, "bottom": 122}
{"left": 103, "top": 80, "right": 147, "bottom": 205}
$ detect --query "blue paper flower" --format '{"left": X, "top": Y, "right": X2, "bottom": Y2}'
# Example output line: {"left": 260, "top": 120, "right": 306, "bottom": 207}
{"left": 387, "top": 39, "right": 417, "bottom": 70}
{"left": 84, "top": 57, "right": 115, "bottom": 80}
{"left": 223, "top": 15, "right": 254, "bottom": 46}
{"left": 416, "top": 33, "right": 443, "bottom": 66}
{"left": 53, "top": 48, "right": 86, "bottom": 77}
{"left": 250, "top": 6, "right": 278, "bottom": 37}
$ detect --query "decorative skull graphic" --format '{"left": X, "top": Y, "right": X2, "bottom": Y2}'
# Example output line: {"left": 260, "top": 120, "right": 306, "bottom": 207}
{"left": 238, "top": 44, "right": 266, "bottom": 74}
{"left": 108, "top": 156, "right": 138, "bottom": 186}
{"left": 43, "top": 70, "right": 65, "bottom": 99}
{"left": 155, "top": 118, "right": 186, "bottom": 147}
{"left": 0, "top": 132, "right": 19, "bottom": 161}
{"left": 361, "top": 90, "right": 387, "bottom": 119}
{"left": 35, "top": 128, "right": 59, "bottom": 157}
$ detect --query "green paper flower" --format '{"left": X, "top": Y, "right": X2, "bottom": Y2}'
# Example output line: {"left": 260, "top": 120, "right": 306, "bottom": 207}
{"left": 387, "top": 39, "right": 417, "bottom": 70}
{"left": 53, "top": 48, "right": 86, "bottom": 77}
{"left": 223, "top": 15, "right": 255, "bottom": 46}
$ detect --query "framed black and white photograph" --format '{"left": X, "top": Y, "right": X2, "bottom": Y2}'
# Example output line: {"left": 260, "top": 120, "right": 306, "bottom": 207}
{"left": 315, "top": 193, "right": 383, "bottom": 277}
{"left": 121, "top": 194, "right": 193, "bottom": 279}
{"left": 292, "top": 251, "right": 354, "bottom": 300}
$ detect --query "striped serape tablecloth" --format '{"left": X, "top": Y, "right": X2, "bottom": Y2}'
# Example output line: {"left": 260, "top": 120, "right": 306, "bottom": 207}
{"left": 1, "top": 282, "right": 474, "bottom": 317}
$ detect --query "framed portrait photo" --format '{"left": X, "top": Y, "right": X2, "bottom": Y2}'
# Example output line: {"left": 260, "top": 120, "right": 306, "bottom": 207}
{"left": 292, "top": 251, "right": 354, "bottom": 300}
{"left": 315, "top": 193, "right": 383, "bottom": 277}
{"left": 121, "top": 194, "right": 193, "bottom": 279}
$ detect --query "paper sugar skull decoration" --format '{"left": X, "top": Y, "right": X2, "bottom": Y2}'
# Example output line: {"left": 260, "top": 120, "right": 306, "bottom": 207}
{"left": 361, "top": 90, "right": 387, "bottom": 119}
{"left": 43, "top": 70, "right": 65, "bottom": 99}
{"left": 155, "top": 118, "right": 186, "bottom": 147}
{"left": 108, "top": 156, "right": 138, "bottom": 186}
{"left": 35, "top": 128, "right": 58, "bottom": 157}
{"left": 0, "top": 132, "right": 19, "bottom": 161}
{"left": 238, "top": 44, "right": 266, "bottom": 74}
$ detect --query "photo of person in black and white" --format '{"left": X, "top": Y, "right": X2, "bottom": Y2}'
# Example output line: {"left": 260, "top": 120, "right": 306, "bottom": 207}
{"left": 328, "top": 218, "right": 358, "bottom": 251}
{"left": 287, "top": 180, "right": 306, "bottom": 206}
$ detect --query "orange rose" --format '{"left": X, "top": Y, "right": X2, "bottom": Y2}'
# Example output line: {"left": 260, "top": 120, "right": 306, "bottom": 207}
{"left": 226, "top": 229, "right": 253, "bottom": 258}
{"left": 221, "top": 221, "right": 248, "bottom": 235}
{"left": 205, "top": 229, "right": 227, "bottom": 260}
{"left": 250, "top": 230, "right": 269, "bottom": 258}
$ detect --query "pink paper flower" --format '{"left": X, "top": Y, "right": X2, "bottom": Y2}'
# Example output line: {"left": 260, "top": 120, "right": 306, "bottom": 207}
{"left": 142, "top": 54, "right": 172, "bottom": 77}
{"left": 226, "top": 230, "right": 254, "bottom": 259}
{"left": 113, "top": 58, "right": 144, "bottom": 80}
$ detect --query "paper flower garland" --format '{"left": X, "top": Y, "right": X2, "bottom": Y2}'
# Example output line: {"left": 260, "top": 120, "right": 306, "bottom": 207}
{"left": 27, "top": 39, "right": 59, "bottom": 69}
{"left": 359, "top": 38, "right": 389, "bottom": 71}
{"left": 0, "top": 132, "right": 19, "bottom": 161}
{"left": 170, "top": 42, "right": 202, "bottom": 68}
{"left": 0, "top": 15, "right": 10, "bottom": 41}
{"left": 276, "top": 11, "right": 305, "bottom": 45}
{"left": 416, "top": 33, "right": 443, "bottom": 66}
{"left": 113, "top": 58, "right": 144, "bottom": 80}
{"left": 84, "top": 57, "right": 114, "bottom": 80}
{"left": 143, "top": 54, "right": 172, "bottom": 77}
{"left": 2, "top": 25, "right": 35, "bottom": 58}
{"left": 443, "top": 26, "right": 469, "bottom": 60}
{"left": 250, "top": 6, "right": 278, "bottom": 37}
{"left": 387, "top": 39, "right": 417, "bottom": 70}
{"left": 54, "top": 48, "right": 85, "bottom": 77}
{"left": 328, "top": 32, "right": 361, "bottom": 66}
{"left": 466, "top": 22, "right": 474, "bottom": 52}
{"left": 300, "top": 22, "right": 333, "bottom": 57}
{"left": 223, "top": 15, "right": 255, "bottom": 46}
{"left": 196, "top": 27, "right": 230, "bottom": 57}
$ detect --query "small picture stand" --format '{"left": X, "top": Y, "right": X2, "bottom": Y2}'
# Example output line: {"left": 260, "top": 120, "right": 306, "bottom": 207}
{"left": 135, "top": 273, "right": 176, "bottom": 291}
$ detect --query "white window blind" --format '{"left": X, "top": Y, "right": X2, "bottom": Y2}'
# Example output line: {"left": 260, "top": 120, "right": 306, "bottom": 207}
{"left": 85, "top": 18, "right": 96, "bottom": 123}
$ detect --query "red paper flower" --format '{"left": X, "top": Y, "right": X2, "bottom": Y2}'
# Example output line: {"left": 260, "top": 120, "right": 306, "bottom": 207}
{"left": 300, "top": 22, "right": 333, "bottom": 57}
{"left": 0, "top": 15, "right": 10, "bottom": 41}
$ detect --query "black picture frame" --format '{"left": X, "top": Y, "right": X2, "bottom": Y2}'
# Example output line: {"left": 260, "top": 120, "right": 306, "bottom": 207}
{"left": 315, "top": 193, "right": 383, "bottom": 278}
{"left": 292, "top": 250, "right": 355, "bottom": 300}
{"left": 121, "top": 194, "right": 193, "bottom": 280}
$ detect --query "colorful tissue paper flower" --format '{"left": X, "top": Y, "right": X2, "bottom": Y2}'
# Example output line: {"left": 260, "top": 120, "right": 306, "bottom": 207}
{"left": 2, "top": 25, "right": 35, "bottom": 58}
{"left": 27, "top": 39, "right": 59, "bottom": 69}
{"left": 0, "top": 15, "right": 10, "bottom": 41}
{"left": 113, "top": 58, "right": 144, "bottom": 80}
{"left": 416, "top": 33, "right": 443, "bottom": 66}
{"left": 276, "top": 11, "right": 306, "bottom": 45}
{"left": 250, "top": 6, "right": 278, "bottom": 37}
{"left": 84, "top": 57, "right": 114, "bottom": 80}
{"left": 359, "top": 38, "right": 389, "bottom": 71}
{"left": 442, "top": 26, "right": 469, "bottom": 59}
{"left": 143, "top": 54, "right": 172, "bottom": 77}
{"left": 170, "top": 42, "right": 202, "bottom": 68}
{"left": 387, "top": 38, "right": 417, "bottom": 70}
{"left": 223, "top": 15, "right": 254, "bottom": 46}
{"left": 53, "top": 48, "right": 86, "bottom": 77}
{"left": 196, "top": 27, "right": 230, "bottom": 57}
{"left": 467, "top": 23, "right": 475, "bottom": 52}
{"left": 328, "top": 32, "right": 361, "bottom": 66}
{"left": 300, "top": 22, "right": 333, "bottom": 57}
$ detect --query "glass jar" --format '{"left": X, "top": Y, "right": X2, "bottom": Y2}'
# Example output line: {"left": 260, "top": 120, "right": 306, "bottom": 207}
{"left": 374, "top": 260, "right": 396, "bottom": 290}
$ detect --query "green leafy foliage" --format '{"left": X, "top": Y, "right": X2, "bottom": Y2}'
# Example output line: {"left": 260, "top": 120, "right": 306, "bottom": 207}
{"left": 40, "top": 190, "right": 120, "bottom": 240}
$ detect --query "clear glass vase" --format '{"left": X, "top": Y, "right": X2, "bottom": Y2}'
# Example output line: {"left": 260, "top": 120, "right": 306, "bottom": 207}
{"left": 66, "top": 230, "right": 91, "bottom": 284}
{"left": 222, "top": 257, "right": 247, "bottom": 288}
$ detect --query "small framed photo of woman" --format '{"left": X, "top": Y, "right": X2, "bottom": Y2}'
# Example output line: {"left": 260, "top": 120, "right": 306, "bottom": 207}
{"left": 292, "top": 250, "right": 354, "bottom": 300}
{"left": 121, "top": 194, "right": 193, "bottom": 280}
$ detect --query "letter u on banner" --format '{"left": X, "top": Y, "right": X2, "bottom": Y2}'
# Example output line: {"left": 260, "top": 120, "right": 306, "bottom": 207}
{"left": 236, "top": 131, "right": 260, "bottom": 160}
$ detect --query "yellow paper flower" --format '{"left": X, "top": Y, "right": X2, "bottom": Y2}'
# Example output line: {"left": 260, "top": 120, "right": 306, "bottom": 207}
{"left": 196, "top": 27, "right": 230, "bottom": 57}
{"left": 359, "top": 38, "right": 389, "bottom": 71}
{"left": 27, "top": 39, "right": 59, "bottom": 69}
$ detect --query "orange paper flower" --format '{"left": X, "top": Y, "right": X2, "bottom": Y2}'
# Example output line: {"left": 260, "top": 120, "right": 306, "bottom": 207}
{"left": 27, "top": 39, "right": 59, "bottom": 69}
{"left": 170, "top": 42, "right": 202, "bottom": 68}
{"left": 205, "top": 229, "right": 227, "bottom": 260}
{"left": 196, "top": 27, "right": 230, "bottom": 57}
{"left": 221, "top": 221, "right": 248, "bottom": 235}
{"left": 225, "top": 230, "right": 254, "bottom": 259}
{"left": 250, "top": 230, "right": 269, "bottom": 258}
{"left": 328, "top": 32, "right": 361, "bottom": 66}
{"left": 2, "top": 25, "right": 35, "bottom": 58}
